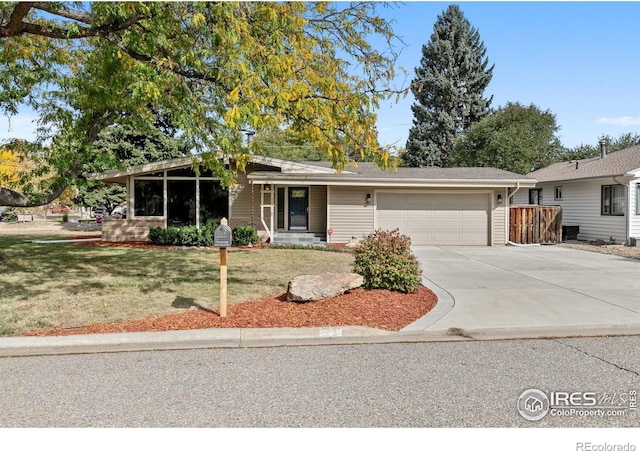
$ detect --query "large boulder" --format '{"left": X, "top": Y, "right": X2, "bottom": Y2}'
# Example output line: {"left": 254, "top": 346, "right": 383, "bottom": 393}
{"left": 286, "top": 273, "right": 364, "bottom": 302}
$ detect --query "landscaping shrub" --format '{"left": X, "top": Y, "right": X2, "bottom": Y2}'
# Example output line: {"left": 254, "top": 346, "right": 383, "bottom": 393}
{"left": 232, "top": 225, "right": 259, "bottom": 246}
{"left": 147, "top": 227, "right": 164, "bottom": 244}
{"left": 177, "top": 226, "right": 199, "bottom": 246}
{"left": 352, "top": 229, "right": 422, "bottom": 293}
{"left": 147, "top": 222, "right": 257, "bottom": 247}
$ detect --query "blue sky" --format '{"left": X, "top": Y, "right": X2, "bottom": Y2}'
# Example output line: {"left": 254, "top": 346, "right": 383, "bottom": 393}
{"left": 375, "top": 1, "right": 640, "bottom": 150}
{"left": 1, "top": 2, "right": 639, "bottom": 150}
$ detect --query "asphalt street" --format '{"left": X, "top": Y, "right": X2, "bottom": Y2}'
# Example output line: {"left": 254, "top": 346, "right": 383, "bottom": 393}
{"left": 1, "top": 336, "right": 639, "bottom": 428}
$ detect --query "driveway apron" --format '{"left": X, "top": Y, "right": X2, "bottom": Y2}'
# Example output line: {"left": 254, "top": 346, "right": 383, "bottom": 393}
{"left": 405, "top": 246, "right": 640, "bottom": 331}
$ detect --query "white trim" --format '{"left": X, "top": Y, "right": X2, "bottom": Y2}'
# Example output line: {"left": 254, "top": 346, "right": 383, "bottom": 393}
{"left": 163, "top": 177, "right": 168, "bottom": 228}
{"left": 503, "top": 187, "right": 509, "bottom": 245}
{"left": 91, "top": 154, "right": 339, "bottom": 182}
{"left": 247, "top": 175, "right": 535, "bottom": 189}
{"left": 195, "top": 178, "right": 200, "bottom": 229}
{"left": 259, "top": 184, "right": 274, "bottom": 241}
{"left": 327, "top": 186, "right": 332, "bottom": 244}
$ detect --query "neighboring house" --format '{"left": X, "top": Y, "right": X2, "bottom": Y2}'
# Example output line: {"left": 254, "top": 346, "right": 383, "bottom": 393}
{"left": 93, "top": 155, "right": 535, "bottom": 246}
{"left": 511, "top": 144, "right": 640, "bottom": 244}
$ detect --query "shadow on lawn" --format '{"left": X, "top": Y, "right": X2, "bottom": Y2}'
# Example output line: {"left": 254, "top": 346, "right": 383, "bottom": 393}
{"left": 171, "top": 296, "right": 215, "bottom": 313}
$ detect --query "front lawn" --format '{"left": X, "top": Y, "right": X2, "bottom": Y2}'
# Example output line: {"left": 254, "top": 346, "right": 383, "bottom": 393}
{"left": 0, "top": 238, "right": 354, "bottom": 336}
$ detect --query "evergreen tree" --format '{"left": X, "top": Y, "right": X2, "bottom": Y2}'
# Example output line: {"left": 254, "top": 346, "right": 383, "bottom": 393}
{"left": 405, "top": 4, "right": 494, "bottom": 167}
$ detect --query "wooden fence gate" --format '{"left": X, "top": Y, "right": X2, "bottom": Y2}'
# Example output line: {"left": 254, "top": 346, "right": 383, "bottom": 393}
{"left": 509, "top": 206, "right": 562, "bottom": 244}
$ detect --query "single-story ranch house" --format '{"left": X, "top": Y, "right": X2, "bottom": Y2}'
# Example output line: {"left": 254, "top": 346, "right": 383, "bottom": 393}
{"left": 94, "top": 155, "right": 536, "bottom": 246}
{"left": 511, "top": 143, "right": 640, "bottom": 244}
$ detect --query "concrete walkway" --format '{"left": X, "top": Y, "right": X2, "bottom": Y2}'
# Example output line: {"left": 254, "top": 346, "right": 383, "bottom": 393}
{"left": 2, "top": 245, "right": 640, "bottom": 357}
{"left": 406, "top": 245, "right": 640, "bottom": 333}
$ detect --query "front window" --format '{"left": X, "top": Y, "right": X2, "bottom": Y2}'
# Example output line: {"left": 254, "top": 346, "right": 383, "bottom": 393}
{"left": 601, "top": 184, "right": 625, "bottom": 216}
{"left": 529, "top": 189, "right": 542, "bottom": 205}
{"left": 134, "top": 180, "right": 163, "bottom": 216}
{"left": 167, "top": 180, "right": 196, "bottom": 226}
{"left": 199, "top": 180, "right": 228, "bottom": 225}
{"left": 554, "top": 186, "right": 563, "bottom": 201}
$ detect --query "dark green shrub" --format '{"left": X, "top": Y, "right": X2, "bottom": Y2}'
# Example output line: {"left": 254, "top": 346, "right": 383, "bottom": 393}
{"left": 352, "top": 229, "right": 422, "bottom": 293}
{"left": 148, "top": 223, "right": 258, "bottom": 247}
{"left": 148, "top": 227, "right": 164, "bottom": 244}
{"left": 148, "top": 222, "right": 223, "bottom": 246}
{"left": 177, "top": 226, "right": 199, "bottom": 246}
{"left": 198, "top": 222, "right": 217, "bottom": 246}
{"left": 232, "top": 225, "right": 259, "bottom": 246}
{"left": 163, "top": 226, "right": 181, "bottom": 245}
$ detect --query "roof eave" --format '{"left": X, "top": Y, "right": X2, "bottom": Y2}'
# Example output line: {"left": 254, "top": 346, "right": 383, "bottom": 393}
{"left": 247, "top": 174, "right": 537, "bottom": 188}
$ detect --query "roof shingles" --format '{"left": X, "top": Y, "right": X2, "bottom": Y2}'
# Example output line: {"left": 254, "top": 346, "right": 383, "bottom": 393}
{"left": 529, "top": 145, "right": 640, "bottom": 182}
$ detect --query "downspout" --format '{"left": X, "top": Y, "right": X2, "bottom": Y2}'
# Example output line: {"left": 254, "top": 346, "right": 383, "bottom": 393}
{"left": 508, "top": 182, "right": 521, "bottom": 202}
{"left": 613, "top": 176, "right": 631, "bottom": 244}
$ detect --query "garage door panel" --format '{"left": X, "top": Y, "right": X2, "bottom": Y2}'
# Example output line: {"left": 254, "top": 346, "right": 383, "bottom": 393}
{"left": 377, "top": 192, "right": 489, "bottom": 246}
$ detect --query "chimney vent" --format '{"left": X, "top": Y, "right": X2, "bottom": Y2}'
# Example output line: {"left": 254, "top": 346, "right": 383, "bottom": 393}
{"left": 599, "top": 139, "right": 607, "bottom": 159}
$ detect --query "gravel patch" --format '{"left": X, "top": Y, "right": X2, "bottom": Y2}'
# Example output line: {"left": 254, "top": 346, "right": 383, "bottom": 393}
{"left": 559, "top": 241, "right": 640, "bottom": 260}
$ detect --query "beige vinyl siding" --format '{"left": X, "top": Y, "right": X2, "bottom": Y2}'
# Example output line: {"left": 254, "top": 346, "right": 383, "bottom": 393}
{"left": 229, "top": 173, "right": 264, "bottom": 231}
{"left": 309, "top": 185, "right": 327, "bottom": 235}
{"left": 327, "top": 186, "right": 504, "bottom": 246}
{"left": 537, "top": 178, "right": 626, "bottom": 242}
{"left": 327, "top": 186, "right": 374, "bottom": 244}
{"left": 493, "top": 191, "right": 507, "bottom": 245}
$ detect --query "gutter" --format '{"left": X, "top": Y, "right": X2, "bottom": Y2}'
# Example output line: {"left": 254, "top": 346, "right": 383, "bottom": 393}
{"left": 246, "top": 175, "right": 537, "bottom": 189}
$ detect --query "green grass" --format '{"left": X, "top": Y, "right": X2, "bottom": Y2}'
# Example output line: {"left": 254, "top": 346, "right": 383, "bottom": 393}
{"left": 0, "top": 238, "right": 354, "bottom": 336}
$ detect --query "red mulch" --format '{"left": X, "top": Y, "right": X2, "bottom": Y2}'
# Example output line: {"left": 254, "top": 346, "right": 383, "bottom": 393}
{"left": 33, "top": 239, "right": 437, "bottom": 336}
{"left": 26, "top": 286, "right": 437, "bottom": 337}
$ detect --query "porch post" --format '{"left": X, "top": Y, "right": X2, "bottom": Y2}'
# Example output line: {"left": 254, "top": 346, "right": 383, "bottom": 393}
{"left": 258, "top": 183, "right": 274, "bottom": 242}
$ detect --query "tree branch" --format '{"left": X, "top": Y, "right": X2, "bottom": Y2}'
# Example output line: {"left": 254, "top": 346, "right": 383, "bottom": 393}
{"left": 0, "top": 2, "right": 34, "bottom": 38}
{"left": 32, "top": 2, "right": 93, "bottom": 24}
{"left": 0, "top": 179, "right": 72, "bottom": 207}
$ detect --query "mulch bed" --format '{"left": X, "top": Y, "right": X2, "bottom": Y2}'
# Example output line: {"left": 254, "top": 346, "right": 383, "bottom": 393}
{"left": 26, "top": 286, "right": 437, "bottom": 336}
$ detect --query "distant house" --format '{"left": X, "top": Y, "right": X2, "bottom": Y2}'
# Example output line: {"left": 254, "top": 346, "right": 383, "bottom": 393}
{"left": 93, "top": 155, "right": 535, "bottom": 245}
{"left": 511, "top": 143, "right": 640, "bottom": 244}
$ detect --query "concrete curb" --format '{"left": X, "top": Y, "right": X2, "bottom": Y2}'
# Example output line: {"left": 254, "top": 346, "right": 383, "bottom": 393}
{"left": 401, "top": 276, "right": 455, "bottom": 331}
{"left": 2, "top": 324, "right": 640, "bottom": 358}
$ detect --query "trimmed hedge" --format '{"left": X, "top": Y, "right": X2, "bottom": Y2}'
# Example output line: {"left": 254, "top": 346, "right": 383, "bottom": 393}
{"left": 232, "top": 225, "right": 259, "bottom": 246}
{"left": 352, "top": 229, "right": 422, "bottom": 293}
{"left": 148, "top": 223, "right": 259, "bottom": 247}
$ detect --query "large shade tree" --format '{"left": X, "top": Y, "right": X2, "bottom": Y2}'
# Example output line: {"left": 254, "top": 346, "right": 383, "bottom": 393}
{"left": 404, "top": 4, "right": 493, "bottom": 168}
{"left": 563, "top": 133, "right": 640, "bottom": 161}
{"left": 0, "top": 1, "right": 402, "bottom": 207}
{"left": 450, "top": 102, "right": 564, "bottom": 175}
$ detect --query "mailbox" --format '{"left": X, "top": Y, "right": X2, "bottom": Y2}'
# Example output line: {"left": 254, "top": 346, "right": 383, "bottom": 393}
{"left": 214, "top": 219, "right": 233, "bottom": 248}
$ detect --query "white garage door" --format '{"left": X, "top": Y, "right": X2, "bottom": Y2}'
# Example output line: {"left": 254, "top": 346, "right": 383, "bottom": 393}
{"left": 376, "top": 192, "right": 489, "bottom": 246}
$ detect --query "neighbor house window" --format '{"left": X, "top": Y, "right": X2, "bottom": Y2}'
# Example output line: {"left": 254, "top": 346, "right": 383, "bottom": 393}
{"left": 134, "top": 180, "right": 164, "bottom": 216}
{"left": 601, "top": 184, "right": 625, "bottom": 216}
{"left": 554, "top": 186, "right": 563, "bottom": 201}
{"left": 637, "top": 186, "right": 640, "bottom": 215}
{"left": 529, "top": 189, "right": 542, "bottom": 205}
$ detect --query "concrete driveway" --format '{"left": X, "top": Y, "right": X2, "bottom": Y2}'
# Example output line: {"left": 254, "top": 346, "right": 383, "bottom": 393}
{"left": 406, "top": 245, "right": 640, "bottom": 333}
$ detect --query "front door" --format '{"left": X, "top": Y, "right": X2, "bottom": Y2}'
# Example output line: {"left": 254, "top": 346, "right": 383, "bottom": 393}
{"left": 288, "top": 187, "right": 308, "bottom": 230}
